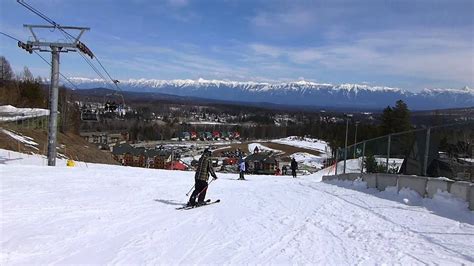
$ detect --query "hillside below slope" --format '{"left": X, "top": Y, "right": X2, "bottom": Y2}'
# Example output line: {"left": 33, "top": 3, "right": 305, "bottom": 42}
{"left": 0, "top": 125, "right": 118, "bottom": 165}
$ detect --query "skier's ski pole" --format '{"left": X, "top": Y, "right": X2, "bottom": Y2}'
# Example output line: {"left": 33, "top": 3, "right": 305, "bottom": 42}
{"left": 185, "top": 184, "right": 195, "bottom": 196}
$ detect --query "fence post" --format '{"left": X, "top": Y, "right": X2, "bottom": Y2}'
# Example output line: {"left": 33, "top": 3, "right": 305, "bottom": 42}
{"left": 335, "top": 148, "right": 339, "bottom": 175}
{"left": 361, "top": 141, "right": 366, "bottom": 174}
{"left": 343, "top": 117, "right": 349, "bottom": 174}
{"left": 386, "top": 134, "right": 391, "bottom": 173}
{"left": 423, "top": 127, "right": 431, "bottom": 176}
{"left": 343, "top": 146, "right": 347, "bottom": 174}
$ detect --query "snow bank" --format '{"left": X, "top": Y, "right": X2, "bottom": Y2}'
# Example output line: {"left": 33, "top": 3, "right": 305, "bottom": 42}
{"left": 290, "top": 152, "right": 325, "bottom": 169}
{"left": 325, "top": 178, "right": 368, "bottom": 190}
{"left": 0, "top": 105, "right": 49, "bottom": 122}
{"left": 304, "top": 158, "right": 361, "bottom": 182}
{"left": 248, "top": 143, "right": 281, "bottom": 154}
{"left": 1, "top": 129, "right": 38, "bottom": 146}
{"left": 0, "top": 149, "right": 89, "bottom": 168}
{"left": 327, "top": 179, "right": 473, "bottom": 224}
{"left": 271, "top": 136, "right": 330, "bottom": 155}
{"left": 180, "top": 155, "right": 200, "bottom": 166}
{"left": 460, "top": 158, "right": 474, "bottom": 163}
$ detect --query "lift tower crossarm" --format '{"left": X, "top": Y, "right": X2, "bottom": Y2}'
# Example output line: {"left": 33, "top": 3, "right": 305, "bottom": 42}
{"left": 23, "top": 24, "right": 90, "bottom": 46}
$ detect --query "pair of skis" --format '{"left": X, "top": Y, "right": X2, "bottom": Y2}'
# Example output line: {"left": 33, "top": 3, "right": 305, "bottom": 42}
{"left": 179, "top": 178, "right": 220, "bottom": 210}
{"left": 176, "top": 199, "right": 220, "bottom": 210}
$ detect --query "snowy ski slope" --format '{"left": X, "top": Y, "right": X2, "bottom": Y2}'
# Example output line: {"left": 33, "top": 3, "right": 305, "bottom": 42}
{"left": 1, "top": 154, "right": 473, "bottom": 264}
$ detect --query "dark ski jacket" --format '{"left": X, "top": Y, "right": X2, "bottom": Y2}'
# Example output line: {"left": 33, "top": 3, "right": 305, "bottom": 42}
{"left": 290, "top": 159, "right": 298, "bottom": 171}
{"left": 195, "top": 153, "right": 217, "bottom": 182}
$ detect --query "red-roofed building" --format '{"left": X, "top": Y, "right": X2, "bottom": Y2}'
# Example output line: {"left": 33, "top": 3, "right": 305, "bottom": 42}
{"left": 212, "top": 131, "right": 221, "bottom": 140}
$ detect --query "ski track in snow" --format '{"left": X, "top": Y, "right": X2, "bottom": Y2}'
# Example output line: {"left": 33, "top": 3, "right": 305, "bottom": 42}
{"left": 1, "top": 163, "right": 473, "bottom": 264}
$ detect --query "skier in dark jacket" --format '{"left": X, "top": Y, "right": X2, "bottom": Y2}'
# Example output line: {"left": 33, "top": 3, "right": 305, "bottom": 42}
{"left": 188, "top": 148, "right": 217, "bottom": 206}
{"left": 290, "top": 158, "right": 298, "bottom": 178}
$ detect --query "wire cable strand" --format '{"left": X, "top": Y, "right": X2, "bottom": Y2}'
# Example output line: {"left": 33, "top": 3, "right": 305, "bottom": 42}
{"left": 17, "top": 0, "right": 125, "bottom": 95}
{"left": 1, "top": 31, "right": 80, "bottom": 90}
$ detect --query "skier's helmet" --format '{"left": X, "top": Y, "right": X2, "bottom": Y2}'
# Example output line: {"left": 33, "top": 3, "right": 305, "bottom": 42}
{"left": 203, "top": 148, "right": 212, "bottom": 156}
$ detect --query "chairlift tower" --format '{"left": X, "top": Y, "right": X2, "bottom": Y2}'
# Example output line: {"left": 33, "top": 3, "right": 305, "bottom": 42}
{"left": 19, "top": 24, "right": 92, "bottom": 166}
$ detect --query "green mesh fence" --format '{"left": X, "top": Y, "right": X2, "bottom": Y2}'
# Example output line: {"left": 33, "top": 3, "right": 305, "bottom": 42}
{"left": 336, "top": 122, "right": 474, "bottom": 181}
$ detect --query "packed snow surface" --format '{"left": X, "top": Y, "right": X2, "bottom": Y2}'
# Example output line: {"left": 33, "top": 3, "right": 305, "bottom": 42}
{"left": 1, "top": 151, "right": 473, "bottom": 264}
{"left": 0, "top": 105, "right": 49, "bottom": 122}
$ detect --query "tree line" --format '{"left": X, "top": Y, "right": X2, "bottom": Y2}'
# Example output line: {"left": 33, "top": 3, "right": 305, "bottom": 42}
{"left": 0, "top": 56, "right": 81, "bottom": 133}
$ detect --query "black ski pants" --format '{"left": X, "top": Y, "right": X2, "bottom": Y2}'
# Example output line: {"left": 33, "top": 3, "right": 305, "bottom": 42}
{"left": 189, "top": 179, "right": 208, "bottom": 204}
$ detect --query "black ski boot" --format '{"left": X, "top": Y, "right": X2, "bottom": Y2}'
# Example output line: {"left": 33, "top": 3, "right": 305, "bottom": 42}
{"left": 196, "top": 201, "right": 207, "bottom": 206}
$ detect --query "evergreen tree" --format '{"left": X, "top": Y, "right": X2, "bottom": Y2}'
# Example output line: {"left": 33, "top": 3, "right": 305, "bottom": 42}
{"left": 392, "top": 100, "right": 411, "bottom": 132}
{"left": 364, "top": 154, "right": 378, "bottom": 173}
{"left": 19, "top": 78, "right": 45, "bottom": 108}
{"left": 380, "top": 106, "right": 393, "bottom": 135}
{"left": 380, "top": 100, "right": 411, "bottom": 135}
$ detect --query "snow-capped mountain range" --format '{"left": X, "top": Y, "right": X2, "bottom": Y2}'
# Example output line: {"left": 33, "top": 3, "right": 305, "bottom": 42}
{"left": 70, "top": 78, "right": 474, "bottom": 110}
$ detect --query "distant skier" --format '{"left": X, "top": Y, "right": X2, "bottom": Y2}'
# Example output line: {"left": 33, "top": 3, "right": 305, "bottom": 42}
{"left": 291, "top": 158, "right": 298, "bottom": 178}
{"left": 253, "top": 146, "right": 259, "bottom": 154}
{"left": 188, "top": 148, "right": 217, "bottom": 206}
{"left": 238, "top": 158, "right": 246, "bottom": 180}
{"left": 282, "top": 165, "right": 287, "bottom": 175}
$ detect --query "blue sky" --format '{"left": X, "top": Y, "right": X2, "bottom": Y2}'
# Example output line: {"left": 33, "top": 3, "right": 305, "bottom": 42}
{"left": 1, "top": 0, "right": 473, "bottom": 90}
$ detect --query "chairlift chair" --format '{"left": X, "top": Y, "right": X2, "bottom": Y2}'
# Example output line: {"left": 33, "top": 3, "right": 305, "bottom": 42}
{"left": 79, "top": 102, "right": 99, "bottom": 122}
{"left": 103, "top": 92, "right": 125, "bottom": 118}
{"left": 80, "top": 109, "right": 99, "bottom": 122}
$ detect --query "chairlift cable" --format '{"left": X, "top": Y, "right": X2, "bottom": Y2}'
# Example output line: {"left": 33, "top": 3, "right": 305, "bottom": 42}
{"left": 15, "top": 0, "right": 122, "bottom": 121}
{"left": 17, "top": 0, "right": 124, "bottom": 99}
{"left": 0, "top": 31, "right": 80, "bottom": 90}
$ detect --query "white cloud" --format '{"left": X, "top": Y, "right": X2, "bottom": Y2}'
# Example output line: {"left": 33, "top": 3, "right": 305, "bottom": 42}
{"left": 289, "top": 49, "right": 324, "bottom": 64}
{"left": 250, "top": 7, "right": 317, "bottom": 35}
{"left": 247, "top": 29, "right": 474, "bottom": 87}
{"left": 65, "top": 25, "right": 473, "bottom": 89}
{"left": 248, "top": 44, "right": 283, "bottom": 58}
